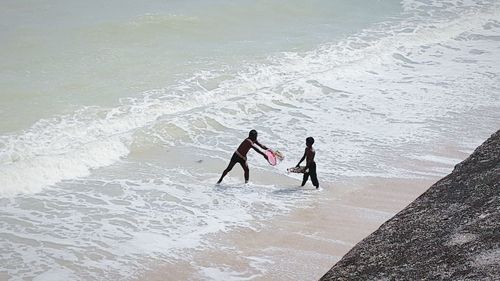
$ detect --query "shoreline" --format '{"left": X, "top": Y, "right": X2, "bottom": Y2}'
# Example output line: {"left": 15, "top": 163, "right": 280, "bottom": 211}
{"left": 139, "top": 176, "right": 438, "bottom": 280}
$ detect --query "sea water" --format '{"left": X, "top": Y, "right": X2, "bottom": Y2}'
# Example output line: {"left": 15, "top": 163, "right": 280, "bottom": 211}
{"left": 1, "top": 0, "right": 499, "bottom": 280}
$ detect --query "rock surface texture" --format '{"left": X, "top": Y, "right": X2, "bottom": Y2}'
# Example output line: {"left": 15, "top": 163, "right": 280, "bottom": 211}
{"left": 320, "top": 130, "right": 500, "bottom": 280}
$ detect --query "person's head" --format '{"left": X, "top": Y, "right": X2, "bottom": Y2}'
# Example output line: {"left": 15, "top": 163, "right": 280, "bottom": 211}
{"left": 306, "top": 137, "right": 314, "bottom": 147}
{"left": 249, "top": 129, "right": 258, "bottom": 141}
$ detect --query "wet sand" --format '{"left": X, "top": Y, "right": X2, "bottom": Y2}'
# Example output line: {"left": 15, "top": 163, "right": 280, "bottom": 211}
{"left": 139, "top": 176, "right": 438, "bottom": 280}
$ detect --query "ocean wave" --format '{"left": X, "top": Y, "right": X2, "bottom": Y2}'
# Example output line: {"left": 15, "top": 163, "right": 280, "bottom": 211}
{"left": 1, "top": 0, "right": 499, "bottom": 195}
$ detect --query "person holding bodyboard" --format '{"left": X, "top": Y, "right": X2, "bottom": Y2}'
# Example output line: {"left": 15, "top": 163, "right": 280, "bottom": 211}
{"left": 217, "top": 129, "right": 268, "bottom": 184}
{"left": 293, "top": 137, "right": 319, "bottom": 189}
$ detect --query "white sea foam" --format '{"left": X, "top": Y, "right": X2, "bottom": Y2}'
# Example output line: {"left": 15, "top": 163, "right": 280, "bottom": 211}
{"left": 0, "top": 137, "right": 129, "bottom": 195}
{"left": 0, "top": 170, "right": 309, "bottom": 280}
{"left": 199, "top": 266, "right": 264, "bottom": 281}
{"left": 32, "top": 268, "right": 78, "bottom": 281}
{"left": 1, "top": 1, "right": 499, "bottom": 195}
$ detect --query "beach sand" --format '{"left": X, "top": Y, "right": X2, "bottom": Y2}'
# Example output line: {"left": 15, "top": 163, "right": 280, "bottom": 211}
{"left": 139, "top": 176, "right": 438, "bottom": 280}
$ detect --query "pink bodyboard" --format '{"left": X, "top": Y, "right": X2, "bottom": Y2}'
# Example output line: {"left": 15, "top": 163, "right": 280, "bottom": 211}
{"left": 265, "top": 150, "right": 277, "bottom": 166}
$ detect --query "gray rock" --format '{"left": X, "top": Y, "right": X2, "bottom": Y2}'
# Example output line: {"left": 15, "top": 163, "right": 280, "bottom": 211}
{"left": 320, "top": 130, "right": 500, "bottom": 281}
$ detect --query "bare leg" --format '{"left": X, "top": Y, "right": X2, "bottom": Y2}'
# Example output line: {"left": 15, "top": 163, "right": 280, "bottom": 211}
{"left": 240, "top": 161, "right": 249, "bottom": 183}
{"left": 217, "top": 160, "right": 237, "bottom": 184}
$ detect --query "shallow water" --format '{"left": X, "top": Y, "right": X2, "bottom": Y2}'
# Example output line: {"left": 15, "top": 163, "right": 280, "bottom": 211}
{"left": 1, "top": 0, "right": 499, "bottom": 280}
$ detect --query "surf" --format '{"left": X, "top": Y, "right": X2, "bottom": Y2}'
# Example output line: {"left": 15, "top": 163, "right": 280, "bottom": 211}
{"left": 1, "top": 0, "right": 499, "bottom": 196}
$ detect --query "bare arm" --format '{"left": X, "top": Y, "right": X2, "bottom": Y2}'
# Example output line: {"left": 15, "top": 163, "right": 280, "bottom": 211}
{"left": 254, "top": 140, "right": 268, "bottom": 150}
{"left": 296, "top": 149, "right": 306, "bottom": 167}
{"left": 252, "top": 145, "right": 268, "bottom": 160}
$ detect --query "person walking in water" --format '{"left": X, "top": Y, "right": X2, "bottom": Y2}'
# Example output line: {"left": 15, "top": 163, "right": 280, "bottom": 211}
{"left": 217, "top": 130, "right": 268, "bottom": 184}
{"left": 296, "top": 137, "right": 319, "bottom": 189}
